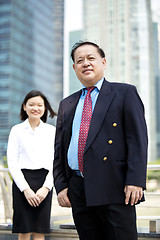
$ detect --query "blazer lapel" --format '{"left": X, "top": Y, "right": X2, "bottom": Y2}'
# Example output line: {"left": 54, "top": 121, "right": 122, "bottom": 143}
{"left": 85, "top": 80, "right": 116, "bottom": 153}
{"left": 64, "top": 90, "right": 82, "bottom": 135}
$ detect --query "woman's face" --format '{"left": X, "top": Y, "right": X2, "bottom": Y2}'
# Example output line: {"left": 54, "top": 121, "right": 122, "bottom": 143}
{"left": 23, "top": 96, "right": 45, "bottom": 121}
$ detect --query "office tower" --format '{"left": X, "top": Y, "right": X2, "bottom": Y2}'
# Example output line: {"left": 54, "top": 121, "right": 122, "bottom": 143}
{"left": 82, "top": 0, "right": 156, "bottom": 161}
{"left": 69, "top": 30, "right": 82, "bottom": 94}
{"left": 153, "top": 22, "right": 160, "bottom": 157}
{"left": 0, "top": 0, "right": 64, "bottom": 156}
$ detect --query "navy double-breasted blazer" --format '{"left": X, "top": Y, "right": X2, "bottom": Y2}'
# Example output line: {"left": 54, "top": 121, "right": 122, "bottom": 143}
{"left": 53, "top": 79, "right": 148, "bottom": 206}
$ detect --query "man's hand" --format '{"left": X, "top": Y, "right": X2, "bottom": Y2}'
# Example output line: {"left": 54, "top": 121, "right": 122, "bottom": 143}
{"left": 23, "top": 188, "right": 41, "bottom": 207}
{"left": 124, "top": 185, "right": 143, "bottom": 206}
{"left": 57, "top": 188, "right": 71, "bottom": 208}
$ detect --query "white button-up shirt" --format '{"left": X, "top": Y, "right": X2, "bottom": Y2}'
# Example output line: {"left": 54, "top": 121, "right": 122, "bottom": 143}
{"left": 7, "top": 119, "right": 55, "bottom": 192}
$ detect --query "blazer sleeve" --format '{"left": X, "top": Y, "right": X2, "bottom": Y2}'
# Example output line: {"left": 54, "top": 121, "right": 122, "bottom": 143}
{"left": 53, "top": 101, "right": 69, "bottom": 194}
{"left": 124, "top": 85, "right": 148, "bottom": 189}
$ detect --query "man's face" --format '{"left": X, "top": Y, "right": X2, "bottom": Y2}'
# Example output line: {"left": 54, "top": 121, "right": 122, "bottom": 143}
{"left": 73, "top": 44, "right": 106, "bottom": 87}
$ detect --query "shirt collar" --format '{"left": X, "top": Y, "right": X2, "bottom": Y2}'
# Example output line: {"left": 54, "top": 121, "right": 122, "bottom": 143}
{"left": 22, "top": 118, "right": 44, "bottom": 130}
{"left": 81, "top": 77, "right": 104, "bottom": 95}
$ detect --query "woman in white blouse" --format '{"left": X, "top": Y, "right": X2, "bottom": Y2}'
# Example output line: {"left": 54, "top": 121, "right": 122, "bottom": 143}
{"left": 7, "top": 90, "right": 56, "bottom": 240}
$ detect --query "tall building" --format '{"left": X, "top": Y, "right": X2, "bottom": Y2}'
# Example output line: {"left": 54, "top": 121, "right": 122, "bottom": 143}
{"left": 82, "top": 0, "right": 156, "bottom": 162}
{"left": 0, "top": 0, "right": 64, "bottom": 156}
{"left": 153, "top": 22, "right": 160, "bottom": 157}
{"left": 69, "top": 30, "right": 82, "bottom": 94}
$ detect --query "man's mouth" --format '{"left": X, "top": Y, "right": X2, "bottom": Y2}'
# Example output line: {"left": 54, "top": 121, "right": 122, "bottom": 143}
{"left": 83, "top": 69, "right": 93, "bottom": 73}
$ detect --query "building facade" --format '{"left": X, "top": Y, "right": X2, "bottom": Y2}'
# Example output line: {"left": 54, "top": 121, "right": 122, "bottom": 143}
{"left": 69, "top": 30, "right": 82, "bottom": 94}
{"left": 0, "top": 0, "right": 64, "bottom": 156}
{"left": 82, "top": 0, "right": 156, "bottom": 161}
{"left": 153, "top": 22, "right": 160, "bottom": 157}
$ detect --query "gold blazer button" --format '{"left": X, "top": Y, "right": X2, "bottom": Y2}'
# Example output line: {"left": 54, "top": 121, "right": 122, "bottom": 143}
{"left": 103, "top": 157, "right": 107, "bottom": 161}
{"left": 108, "top": 140, "right": 113, "bottom": 144}
{"left": 113, "top": 123, "right": 117, "bottom": 127}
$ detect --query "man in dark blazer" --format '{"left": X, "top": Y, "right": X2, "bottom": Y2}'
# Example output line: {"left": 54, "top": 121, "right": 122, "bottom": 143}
{"left": 53, "top": 41, "right": 148, "bottom": 240}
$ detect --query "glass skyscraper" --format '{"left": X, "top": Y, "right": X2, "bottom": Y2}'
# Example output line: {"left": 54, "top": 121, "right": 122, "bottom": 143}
{"left": 0, "top": 0, "right": 64, "bottom": 156}
{"left": 82, "top": 0, "right": 156, "bottom": 162}
{"left": 153, "top": 22, "right": 160, "bottom": 157}
{"left": 69, "top": 30, "right": 82, "bottom": 94}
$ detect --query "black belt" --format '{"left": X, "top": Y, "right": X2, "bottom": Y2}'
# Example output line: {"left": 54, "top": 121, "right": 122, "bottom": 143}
{"left": 72, "top": 170, "right": 84, "bottom": 178}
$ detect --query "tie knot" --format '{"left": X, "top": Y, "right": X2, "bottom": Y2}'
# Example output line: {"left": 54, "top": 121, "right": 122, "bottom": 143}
{"left": 86, "top": 86, "right": 95, "bottom": 94}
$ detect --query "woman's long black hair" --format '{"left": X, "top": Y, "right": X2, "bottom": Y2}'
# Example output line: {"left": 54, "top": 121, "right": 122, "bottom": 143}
{"left": 20, "top": 90, "right": 57, "bottom": 123}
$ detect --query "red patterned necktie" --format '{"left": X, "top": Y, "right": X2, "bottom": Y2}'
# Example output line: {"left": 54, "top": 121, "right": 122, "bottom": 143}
{"left": 78, "top": 87, "right": 95, "bottom": 173}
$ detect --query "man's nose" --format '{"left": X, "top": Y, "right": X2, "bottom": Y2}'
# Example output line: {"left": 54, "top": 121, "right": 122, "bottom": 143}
{"left": 83, "top": 58, "right": 90, "bottom": 67}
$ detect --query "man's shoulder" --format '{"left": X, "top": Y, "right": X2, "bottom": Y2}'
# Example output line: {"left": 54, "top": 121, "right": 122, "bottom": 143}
{"left": 108, "top": 80, "right": 136, "bottom": 90}
{"left": 61, "top": 90, "right": 81, "bottom": 103}
{"left": 105, "top": 80, "right": 137, "bottom": 94}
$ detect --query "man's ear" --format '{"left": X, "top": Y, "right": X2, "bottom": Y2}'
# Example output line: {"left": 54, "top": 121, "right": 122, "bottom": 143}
{"left": 102, "top": 58, "right": 107, "bottom": 69}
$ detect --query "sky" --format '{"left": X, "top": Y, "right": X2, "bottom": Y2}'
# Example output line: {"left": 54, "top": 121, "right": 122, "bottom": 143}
{"left": 151, "top": 0, "right": 160, "bottom": 22}
{"left": 151, "top": 0, "right": 160, "bottom": 11}
{"left": 65, "top": 0, "right": 83, "bottom": 31}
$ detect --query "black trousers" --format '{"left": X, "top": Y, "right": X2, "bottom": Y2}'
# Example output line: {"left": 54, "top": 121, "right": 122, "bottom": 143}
{"left": 68, "top": 175, "right": 138, "bottom": 240}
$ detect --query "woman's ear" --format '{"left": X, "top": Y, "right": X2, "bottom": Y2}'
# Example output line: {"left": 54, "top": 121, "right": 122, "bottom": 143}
{"left": 23, "top": 104, "right": 26, "bottom": 111}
